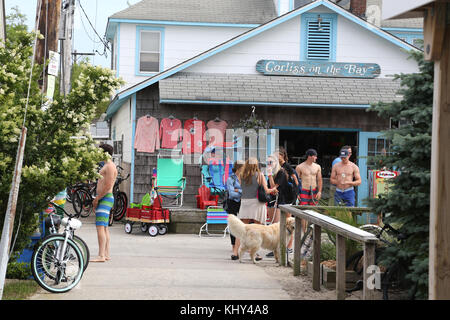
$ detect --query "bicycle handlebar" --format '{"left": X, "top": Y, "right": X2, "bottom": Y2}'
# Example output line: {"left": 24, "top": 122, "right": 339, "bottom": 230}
{"left": 49, "top": 202, "right": 76, "bottom": 219}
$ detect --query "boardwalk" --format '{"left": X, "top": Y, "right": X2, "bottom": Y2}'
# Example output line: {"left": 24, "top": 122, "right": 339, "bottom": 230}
{"left": 28, "top": 207, "right": 354, "bottom": 301}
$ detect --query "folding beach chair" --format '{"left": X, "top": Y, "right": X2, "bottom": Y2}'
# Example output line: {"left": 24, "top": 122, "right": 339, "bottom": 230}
{"left": 155, "top": 153, "right": 186, "bottom": 208}
{"left": 199, "top": 206, "right": 230, "bottom": 237}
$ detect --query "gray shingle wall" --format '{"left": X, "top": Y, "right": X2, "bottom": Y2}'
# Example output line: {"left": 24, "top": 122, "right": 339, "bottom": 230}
{"left": 110, "top": 0, "right": 277, "bottom": 24}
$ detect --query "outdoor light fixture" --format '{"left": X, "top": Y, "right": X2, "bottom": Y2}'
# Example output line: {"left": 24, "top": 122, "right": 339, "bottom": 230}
{"left": 317, "top": 15, "right": 323, "bottom": 31}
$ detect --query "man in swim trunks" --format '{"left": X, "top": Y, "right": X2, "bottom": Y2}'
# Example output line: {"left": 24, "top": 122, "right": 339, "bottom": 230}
{"left": 330, "top": 148, "right": 361, "bottom": 207}
{"left": 91, "top": 144, "right": 117, "bottom": 262}
{"left": 296, "top": 149, "right": 323, "bottom": 206}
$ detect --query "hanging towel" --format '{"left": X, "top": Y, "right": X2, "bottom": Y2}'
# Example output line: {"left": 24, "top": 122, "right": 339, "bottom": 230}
{"left": 134, "top": 116, "right": 160, "bottom": 153}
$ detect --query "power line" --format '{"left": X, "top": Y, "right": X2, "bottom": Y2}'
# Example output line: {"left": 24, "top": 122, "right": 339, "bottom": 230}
{"left": 77, "top": 0, "right": 110, "bottom": 53}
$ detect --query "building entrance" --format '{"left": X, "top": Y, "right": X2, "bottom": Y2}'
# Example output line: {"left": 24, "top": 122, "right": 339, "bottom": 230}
{"left": 279, "top": 129, "right": 358, "bottom": 178}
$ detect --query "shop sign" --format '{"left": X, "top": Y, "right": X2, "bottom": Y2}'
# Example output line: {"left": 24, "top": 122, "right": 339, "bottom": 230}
{"left": 376, "top": 170, "right": 398, "bottom": 179}
{"left": 256, "top": 60, "right": 381, "bottom": 78}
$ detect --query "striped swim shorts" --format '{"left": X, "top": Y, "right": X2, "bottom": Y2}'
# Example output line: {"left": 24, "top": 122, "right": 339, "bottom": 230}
{"left": 299, "top": 188, "right": 318, "bottom": 206}
{"left": 95, "top": 193, "right": 114, "bottom": 227}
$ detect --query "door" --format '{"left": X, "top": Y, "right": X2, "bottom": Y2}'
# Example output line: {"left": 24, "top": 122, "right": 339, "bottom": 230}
{"left": 358, "top": 131, "right": 390, "bottom": 208}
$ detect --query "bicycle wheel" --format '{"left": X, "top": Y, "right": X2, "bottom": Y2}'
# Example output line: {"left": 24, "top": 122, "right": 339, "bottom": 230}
{"left": 74, "top": 189, "right": 93, "bottom": 218}
{"left": 72, "top": 234, "right": 90, "bottom": 272}
{"left": 31, "top": 235, "right": 84, "bottom": 293}
{"left": 108, "top": 210, "right": 114, "bottom": 226}
{"left": 113, "top": 192, "right": 127, "bottom": 221}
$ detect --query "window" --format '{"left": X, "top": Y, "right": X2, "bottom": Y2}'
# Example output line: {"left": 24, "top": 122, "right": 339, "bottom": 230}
{"left": 136, "top": 27, "right": 164, "bottom": 74}
{"left": 301, "top": 13, "right": 337, "bottom": 61}
{"left": 368, "top": 138, "right": 391, "bottom": 157}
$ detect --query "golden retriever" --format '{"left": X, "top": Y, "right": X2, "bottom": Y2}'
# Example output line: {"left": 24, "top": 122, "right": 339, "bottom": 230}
{"left": 227, "top": 214, "right": 295, "bottom": 264}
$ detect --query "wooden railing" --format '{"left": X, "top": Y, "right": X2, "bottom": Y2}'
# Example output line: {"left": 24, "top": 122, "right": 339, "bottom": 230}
{"left": 279, "top": 205, "right": 379, "bottom": 300}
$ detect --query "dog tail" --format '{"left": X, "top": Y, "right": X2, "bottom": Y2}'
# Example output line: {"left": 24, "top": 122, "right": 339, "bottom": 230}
{"left": 227, "top": 214, "right": 246, "bottom": 239}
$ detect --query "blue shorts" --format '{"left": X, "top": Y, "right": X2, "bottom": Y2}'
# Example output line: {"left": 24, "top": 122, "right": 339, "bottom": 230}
{"left": 95, "top": 193, "right": 114, "bottom": 227}
{"left": 334, "top": 188, "right": 355, "bottom": 207}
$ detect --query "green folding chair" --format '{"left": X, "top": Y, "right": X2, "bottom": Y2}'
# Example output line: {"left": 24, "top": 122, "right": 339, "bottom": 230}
{"left": 155, "top": 155, "right": 186, "bottom": 208}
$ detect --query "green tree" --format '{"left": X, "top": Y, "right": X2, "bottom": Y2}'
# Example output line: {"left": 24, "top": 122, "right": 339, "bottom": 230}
{"left": 0, "top": 23, "right": 123, "bottom": 262}
{"left": 367, "top": 50, "right": 432, "bottom": 299}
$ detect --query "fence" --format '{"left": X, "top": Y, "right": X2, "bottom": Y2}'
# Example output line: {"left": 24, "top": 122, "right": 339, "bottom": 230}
{"left": 279, "top": 204, "right": 379, "bottom": 300}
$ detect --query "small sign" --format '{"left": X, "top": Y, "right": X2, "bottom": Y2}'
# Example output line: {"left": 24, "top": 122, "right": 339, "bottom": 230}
{"left": 256, "top": 60, "right": 381, "bottom": 78}
{"left": 48, "top": 51, "right": 60, "bottom": 76}
{"left": 376, "top": 170, "right": 398, "bottom": 179}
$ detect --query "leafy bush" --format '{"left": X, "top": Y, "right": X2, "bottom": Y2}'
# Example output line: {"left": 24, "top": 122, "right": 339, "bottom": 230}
{"left": 6, "top": 262, "right": 32, "bottom": 280}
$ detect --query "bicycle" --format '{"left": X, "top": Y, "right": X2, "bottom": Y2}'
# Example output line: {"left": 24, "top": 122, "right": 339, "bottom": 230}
{"left": 31, "top": 202, "right": 87, "bottom": 293}
{"left": 42, "top": 203, "right": 90, "bottom": 271}
{"left": 71, "top": 181, "right": 96, "bottom": 218}
{"left": 345, "top": 220, "right": 417, "bottom": 300}
{"left": 110, "top": 166, "right": 130, "bottom": 224}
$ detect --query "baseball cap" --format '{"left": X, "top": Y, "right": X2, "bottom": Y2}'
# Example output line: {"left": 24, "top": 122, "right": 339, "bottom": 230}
{"left": 306, "top": 149, "right": 318, "bottom": 157}
{"left": 339, "top": 149, "right": 349, "bottom": 158}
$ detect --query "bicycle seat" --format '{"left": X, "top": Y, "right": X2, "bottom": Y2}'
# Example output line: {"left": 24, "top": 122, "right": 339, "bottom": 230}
{"left": 62, "top": 217, "right": 82, "bottom": 230}
{"left": 44, "top": 214, "right": 61, "bottom": 228}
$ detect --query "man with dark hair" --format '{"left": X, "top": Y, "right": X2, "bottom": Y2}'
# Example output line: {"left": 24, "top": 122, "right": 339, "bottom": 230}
{"left": 99, "top": 143, "right": 113, "bottom": 156}
{"left": 296, "top": 148, "right": 322, "bottom": 206}
{"left": 91, "top": 143, "right": 117, "bottom": 262}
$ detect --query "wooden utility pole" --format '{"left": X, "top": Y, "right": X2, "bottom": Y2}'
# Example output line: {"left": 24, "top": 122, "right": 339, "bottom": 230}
{"left": 59, "top": 0, "right": 75, "bottom": 96}
{"left": 35, "top": 0, "right": 61, "bottom": 93}
{"left": 0, "top": 0, "right": 6, "bottom": 46}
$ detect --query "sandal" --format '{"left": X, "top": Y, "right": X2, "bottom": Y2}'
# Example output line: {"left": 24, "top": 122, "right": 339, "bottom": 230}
{"left": 255, "top": 254, "right": 263, "bottom": 261}
{"left": 231, "top": 255, "right": 239, "bottom": 260}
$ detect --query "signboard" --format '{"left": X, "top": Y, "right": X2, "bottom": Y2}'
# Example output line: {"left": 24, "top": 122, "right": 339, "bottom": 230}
{"left": 256, "top": 60, "right": 381, "bottom": 78}
{"left": 375, "top": 170, "right": 398, "bottom": 179}
{"left": 48, "top": 51, "right": 60, "bottom": 76}
{"left": 369, "top": 170, "right": 399, "bottom": 199}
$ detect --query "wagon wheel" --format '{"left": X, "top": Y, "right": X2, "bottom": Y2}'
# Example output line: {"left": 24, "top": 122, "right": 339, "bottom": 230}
{"left": 158, "top": 224, "right": 168, "bottom": 235}
{"left": 140, "top": 223, "right": 149, "bottom": 233}
{"left": 148, "top": 224, "right": 158, "bottom": 237}
{"left": 125, "top": 222, "right": 133, "bottom": 234}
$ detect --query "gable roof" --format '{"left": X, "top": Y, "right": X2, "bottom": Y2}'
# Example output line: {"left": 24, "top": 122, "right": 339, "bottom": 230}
{"left": 106, "top": 0, "right": 420, "bottom": 120}
{"left": 159, "top": 72, "right": 403, "bottom": 106}
{"left": 109, "top": 0, "right": 277, "bottom": 24}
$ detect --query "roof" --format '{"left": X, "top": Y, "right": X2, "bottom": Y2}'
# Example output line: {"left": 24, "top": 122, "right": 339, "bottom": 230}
{"left": 159, "top": 72, "right": 403, "bottom": 107}
{"left": 106, "top": 0, "right": 420, "bottom": 120}
{"left": 109, "top": 0, "right": 277, "bottom": 24}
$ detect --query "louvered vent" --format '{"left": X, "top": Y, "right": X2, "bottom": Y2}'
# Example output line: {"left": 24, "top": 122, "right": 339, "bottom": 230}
{"left": 306, "top": 19, "right": 332, "bottom": 60}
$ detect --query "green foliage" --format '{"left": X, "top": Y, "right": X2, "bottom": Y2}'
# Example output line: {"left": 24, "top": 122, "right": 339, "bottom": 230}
{"left": 367, "top": 51, "right": 432, "bottom": 299}
{"left": 0, "top": 23, "right": 124, "bottom": 264}
{"left": 324, "top": 208, "right": 362, "bottom": 258}
{"left": 6, "top": 262, "right": 32, "bottom": 280}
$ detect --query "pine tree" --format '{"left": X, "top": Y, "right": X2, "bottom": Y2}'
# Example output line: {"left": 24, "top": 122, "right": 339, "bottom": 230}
{"left": 367, "top": 50, "right": 432, "bottom": 299}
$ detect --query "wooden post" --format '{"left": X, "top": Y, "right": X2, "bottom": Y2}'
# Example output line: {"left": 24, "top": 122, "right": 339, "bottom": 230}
{"left": 363, "top": 242, "right": 376, "bottom": 300}
{"left": 428, "top": 3, "right": 450, "bottom": 300}
{"left": 0, "top": 0, "right": 6, "bottom": 46}
{"left": 280, "top": 210, "right": 287, "bottom": 267}
{"left": 312, "top": 224, "right": 322, "bottom": 291}
{"left": 293, "top": 217, "right": 302, "bottom": 276}
{"left": 35, "top": 0, "right": 61, "bottom": 92}
{"left": 336, "top": 234, "right": 346, "bottom": 300}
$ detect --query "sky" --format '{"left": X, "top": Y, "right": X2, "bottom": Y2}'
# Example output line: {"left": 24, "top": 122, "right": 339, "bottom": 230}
{"left": 4, "top": 0, "right": 141, "bottom": 68}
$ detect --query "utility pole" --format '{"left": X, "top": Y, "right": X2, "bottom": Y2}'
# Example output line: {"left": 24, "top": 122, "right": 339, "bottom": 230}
{"left": 0, "top": 0, "right": 6, "bottom": 46}
{"left": 35, "top": 0, "right": 62, "bottom": 93}
{"left": 59, "top": 0, "right": 75, "bottom": 96}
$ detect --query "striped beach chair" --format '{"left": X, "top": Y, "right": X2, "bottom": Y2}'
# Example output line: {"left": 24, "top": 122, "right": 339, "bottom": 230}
{"left": 199, "top": 206, "right": 230, "bottom": 237}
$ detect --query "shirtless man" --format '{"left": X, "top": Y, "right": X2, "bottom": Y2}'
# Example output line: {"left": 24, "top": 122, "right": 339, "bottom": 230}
{"left": 91, "top": 144, "right": 118, "bottom": 262}
{"left": 296, "top": 149, "right": 323, "bottom": 206}
{"left": 330, "top": 148, "right": 361, "bottom": 207}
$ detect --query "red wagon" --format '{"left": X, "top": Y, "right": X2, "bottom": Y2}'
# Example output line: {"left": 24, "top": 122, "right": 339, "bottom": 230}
{"left": 124, "top": 196, "right": 170, "bottom": 237}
